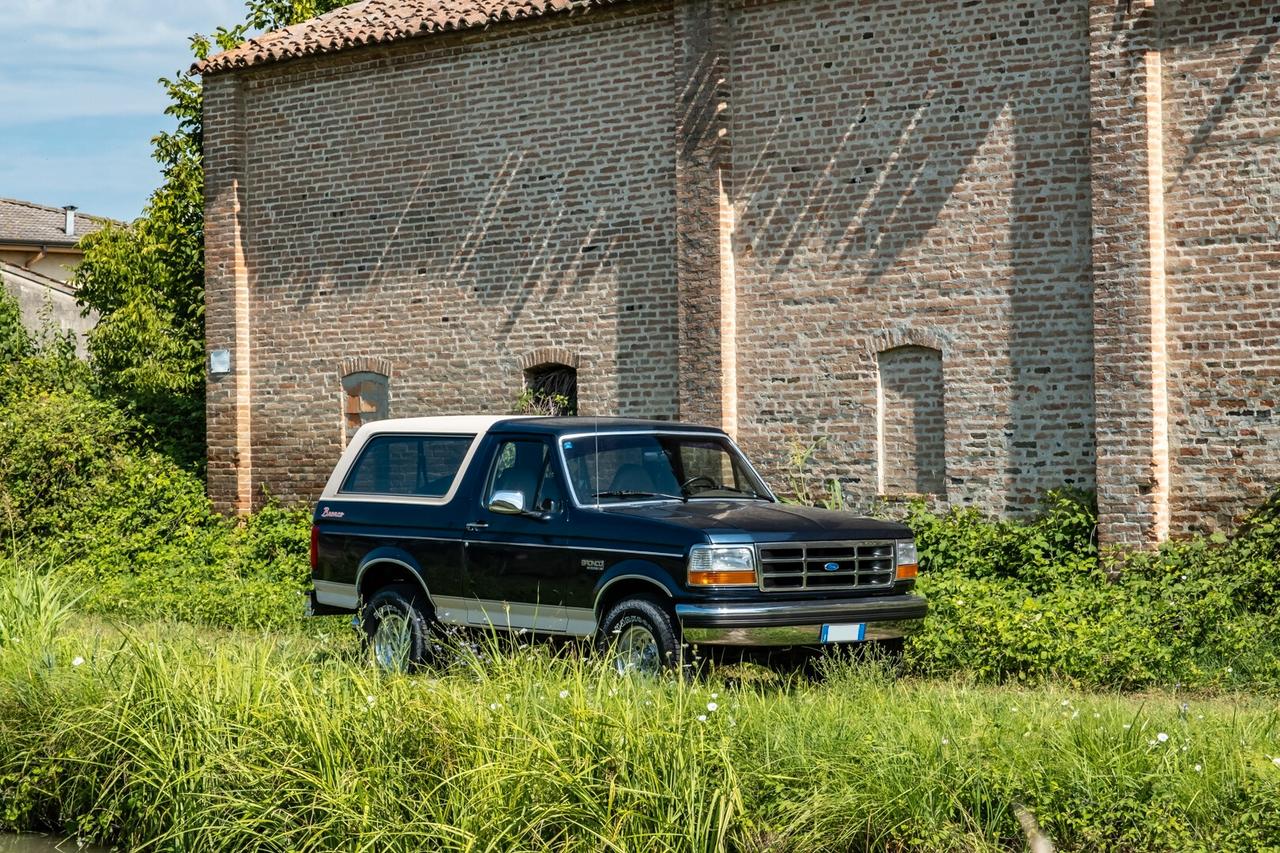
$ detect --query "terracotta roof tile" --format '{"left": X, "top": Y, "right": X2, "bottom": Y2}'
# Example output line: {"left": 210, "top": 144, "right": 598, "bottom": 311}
{"left": 194, "top": 0, "right": 628, "bottom": 75}
{"left": 0, "top": 198, "right": 112, "bottom": 248}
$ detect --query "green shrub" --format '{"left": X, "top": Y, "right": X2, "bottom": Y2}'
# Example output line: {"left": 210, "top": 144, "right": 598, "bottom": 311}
{"left": 0, "top": 352, "right": 311, "bottom": 631}
{"left": 904, "top": 489, "right": 1280, "bottom": 691}
{"left": 0, "top": 386, "right": 132, "bottom": 542}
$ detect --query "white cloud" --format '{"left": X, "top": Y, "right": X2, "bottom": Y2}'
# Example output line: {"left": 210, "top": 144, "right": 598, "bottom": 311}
{"left": 0, "top": 0, "right": 248, "bottom": 126}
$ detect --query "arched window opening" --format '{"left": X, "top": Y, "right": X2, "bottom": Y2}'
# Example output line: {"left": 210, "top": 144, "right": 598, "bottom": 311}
{"left": 519, "top": 363, "right": 577, "bottom": 416}
{"left": 343, "top": 370, "right": 389, "bottom": 441}
{"left": 877, "top": 345, "right": 945, "bottom": 496}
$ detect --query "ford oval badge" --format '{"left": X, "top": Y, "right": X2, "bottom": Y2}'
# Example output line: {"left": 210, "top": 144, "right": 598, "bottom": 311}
{"left": 823, "top": 562, "right": 840, "bottom": 572}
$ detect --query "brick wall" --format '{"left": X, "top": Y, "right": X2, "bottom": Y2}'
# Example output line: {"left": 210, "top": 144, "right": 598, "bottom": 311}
{"left": 204, "top": 0, "right": 1279, "bottom": 544}
{"left": 1162, "top": 0, "right": 1280, "bottom": 535}
{"left": 216, "top": 3, "right": 679, "bottom": 505}
{"left": 729, "top": 0, "right": 1096, "bottom": 516}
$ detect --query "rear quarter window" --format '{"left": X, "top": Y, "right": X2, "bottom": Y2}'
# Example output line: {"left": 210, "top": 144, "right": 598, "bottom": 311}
{"left": 341, "top": 434, "right": 475, "bottom": 497}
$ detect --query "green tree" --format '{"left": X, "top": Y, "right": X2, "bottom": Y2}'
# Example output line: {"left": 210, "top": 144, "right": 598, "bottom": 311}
{"left": 0, "top": 283, "right": 33, "bottom": 365}
{"left": 72, "top": 0, "right": 347, "bottom": 470}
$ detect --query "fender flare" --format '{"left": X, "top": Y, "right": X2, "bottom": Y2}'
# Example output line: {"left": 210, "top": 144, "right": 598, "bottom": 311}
{"left": 355, "top": 548, "right": 433, "bottom": 607}
{"left": 592, "top": 561, "right": 679, "bottom": 617}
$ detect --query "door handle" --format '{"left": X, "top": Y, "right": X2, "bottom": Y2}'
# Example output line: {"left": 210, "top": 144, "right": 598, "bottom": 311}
{"left": 465, "top": 521, "right": 490, "bottom": 532}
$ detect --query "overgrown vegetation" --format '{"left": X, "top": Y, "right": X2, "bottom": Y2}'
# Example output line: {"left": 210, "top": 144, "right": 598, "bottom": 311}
{"left": 1, "top": 572, "right": 1279, "bottom": 852}
{"left": 0, "top": 289, "right": 309, "bottom": 630}
{"left": 906, "top": 488, "right": 1280, "bottom": 691}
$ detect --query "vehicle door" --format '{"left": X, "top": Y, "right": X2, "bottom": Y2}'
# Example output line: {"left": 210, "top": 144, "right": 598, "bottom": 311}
{"left": 463, "top": 436, "right": 575, "bottom": 633}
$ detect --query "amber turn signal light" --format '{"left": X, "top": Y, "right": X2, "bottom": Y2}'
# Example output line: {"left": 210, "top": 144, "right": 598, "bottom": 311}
{"left": 689, "top": 570, "right": 758, "bottom": 587}
{"left": 895, "top": 563, "right": 918, "bottom": 581}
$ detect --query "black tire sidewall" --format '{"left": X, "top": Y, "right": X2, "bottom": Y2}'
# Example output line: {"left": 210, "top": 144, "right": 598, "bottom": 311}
{"left": 596, "top": 596, "right": 682, "bottom": 672}
{"left": 362, "top": 583, "right": 433, "bottom": 669}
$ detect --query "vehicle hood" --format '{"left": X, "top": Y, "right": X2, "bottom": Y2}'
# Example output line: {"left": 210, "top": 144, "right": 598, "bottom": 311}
{"left": 601, "top": 500, "right": 911, "bottom": 542}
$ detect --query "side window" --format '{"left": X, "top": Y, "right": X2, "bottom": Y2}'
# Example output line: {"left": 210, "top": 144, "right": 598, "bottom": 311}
{"left": 487, "top": 440, "right": 562, "bottom": 513}
{"left": 342, "top": 434, "right": 474, "bottom": 497}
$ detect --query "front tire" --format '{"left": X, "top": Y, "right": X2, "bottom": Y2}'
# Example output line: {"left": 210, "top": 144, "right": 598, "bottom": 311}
{"left": 596, "top": 596, "right": 682, "bottom": 676}
{"left": 362, "top": 583, "right": 434, "bottom": 672}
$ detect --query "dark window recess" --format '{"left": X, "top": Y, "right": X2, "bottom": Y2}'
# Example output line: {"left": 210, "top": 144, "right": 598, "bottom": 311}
{"left": 342, "top": 434, "right": 474, "bottom": 497}
{"left": 520, "top": 363, "right": 577, "bottom": 416}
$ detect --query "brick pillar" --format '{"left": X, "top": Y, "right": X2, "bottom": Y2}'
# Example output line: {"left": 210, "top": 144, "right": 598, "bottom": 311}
{"left": 674, "top": 0, "right": 732, "bottom": 427}
{"left": 203, "top": 74, "right": 254, "bottom": 514}
{"left": 1089, "top": 0, "right": 1169, "bottom": 548}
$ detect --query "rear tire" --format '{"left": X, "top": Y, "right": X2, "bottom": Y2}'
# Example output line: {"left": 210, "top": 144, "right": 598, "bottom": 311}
{"left": 361, "top": 583, "right": 435, "bottom": 672}
{"left": 596, "top": 596, "right": 682, "bottom": 676}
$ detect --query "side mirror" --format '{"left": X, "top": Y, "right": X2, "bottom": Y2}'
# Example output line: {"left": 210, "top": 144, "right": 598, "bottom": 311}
{"left": 488, "top": 491, "right": 527, "bottom": 515}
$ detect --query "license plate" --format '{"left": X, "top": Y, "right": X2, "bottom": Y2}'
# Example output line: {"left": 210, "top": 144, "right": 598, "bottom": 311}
{"left": 821, "top": 623, "right": 867, "bottom": 643}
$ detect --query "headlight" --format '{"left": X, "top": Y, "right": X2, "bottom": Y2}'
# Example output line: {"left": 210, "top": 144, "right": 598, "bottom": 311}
{"left": 688, "top": 545, "right": 758, "bottom": 587}
{"left": 895, "top": 540, "right": 919, "bottom": 581}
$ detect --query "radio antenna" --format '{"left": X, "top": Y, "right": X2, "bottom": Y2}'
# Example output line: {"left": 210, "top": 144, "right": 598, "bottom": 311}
{"left": 593, "top": 413, "right": 600, "bottom": 509}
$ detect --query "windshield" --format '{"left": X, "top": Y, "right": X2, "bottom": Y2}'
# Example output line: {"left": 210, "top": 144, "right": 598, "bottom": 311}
{"left": 560, "top": 432, "right": 770, "bottom": 505}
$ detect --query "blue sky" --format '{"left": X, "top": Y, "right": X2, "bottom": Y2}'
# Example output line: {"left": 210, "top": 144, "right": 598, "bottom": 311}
{"left": 0, "top": 0, "right": 250, "bottom": 222}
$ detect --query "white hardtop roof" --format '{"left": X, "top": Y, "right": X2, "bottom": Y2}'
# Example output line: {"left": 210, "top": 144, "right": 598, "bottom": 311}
{"left": 359, "top": 415, "right": 532, "bottom": 436}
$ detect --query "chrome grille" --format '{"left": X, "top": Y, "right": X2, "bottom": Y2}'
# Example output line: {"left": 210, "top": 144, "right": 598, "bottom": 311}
{"left": 758, "top": 540, "right": 896, "bottom": 592}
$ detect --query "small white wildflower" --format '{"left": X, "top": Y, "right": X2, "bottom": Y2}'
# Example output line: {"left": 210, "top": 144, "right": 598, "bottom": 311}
{"left": 489, "top": 703, "right": 500, "bottom": 711}
{"left": 1124, "top": 723, "right": 1133, "bottom": 730}
{"left": 1157, "top": 732, "right": 1169, "bottom": 743}
{"left": 71, "top": 656, "right": 85, "bottom": 667}
{"left": 1093, "top": 712, "right": 1101, "bottom": 719}
{"left": 941, "top": 738, "right": 949, "bottom": 745}
{"left": 707, "top": 702, "right": 718, "bottom": 712}
{"left": 1148, "top": 739, "right": 1157, "bottom": 747}
{"left": 559, "top": 690, "right": 570, "bottom": 699}
{"left": 1011, "top": 705, "right": 1019, "bottom": 713}
{"left": 711, "top": 692, "right": 719, "bottom": 699}
{"left": 1182, "top": 745, "right": 1189, "bottom": 752}
{"left": 1071, "top": 710, "right": 1079, "bottom": 719}
{"left": 503, "top": 693, "right": 511, "bottom": 702}
{"left": 1194, "top": 764, "right": 1202, "bottom": 772}
{"left": 366, "top": 694, "right": 376, "bottom": 706}
{"left": 1061, "top": 699, "right": 1070, "bottom": 707}
{"left": 697, "top": 714, "right": 707, "bottom": 723}
{"left": 1225, "top": 666, "right": 1233, "bottom": 674}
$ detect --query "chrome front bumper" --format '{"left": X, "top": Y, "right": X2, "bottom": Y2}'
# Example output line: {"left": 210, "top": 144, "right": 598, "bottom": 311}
{"left": 676, "top": 594, "right": 927, "bottom": 647}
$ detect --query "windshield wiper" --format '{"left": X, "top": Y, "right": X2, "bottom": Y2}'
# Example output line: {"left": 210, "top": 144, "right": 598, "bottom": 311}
{"left": 593, "top": 490, "right": 688, "bottom": 503}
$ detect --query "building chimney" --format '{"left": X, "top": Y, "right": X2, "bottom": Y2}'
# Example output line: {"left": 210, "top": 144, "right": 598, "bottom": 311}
{"left": 63, "top": 205, "right": 77, "bottom": 237}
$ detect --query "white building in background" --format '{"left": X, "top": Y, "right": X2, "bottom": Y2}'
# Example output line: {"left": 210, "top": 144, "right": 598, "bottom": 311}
{"left": 0, "top": 197, "right": 112, "bottom": 354}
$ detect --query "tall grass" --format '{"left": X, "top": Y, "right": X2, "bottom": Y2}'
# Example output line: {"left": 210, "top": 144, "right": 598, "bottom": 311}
{"left": 1, "top": 569, "right": 1279, "bottom": 852}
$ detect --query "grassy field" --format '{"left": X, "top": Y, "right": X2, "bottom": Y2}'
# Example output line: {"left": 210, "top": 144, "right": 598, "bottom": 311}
{"left": 2, "top": 570, "right": 1279, "bottom": 852}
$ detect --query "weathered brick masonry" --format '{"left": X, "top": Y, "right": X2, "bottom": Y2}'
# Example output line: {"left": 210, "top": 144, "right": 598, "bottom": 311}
{"left": 200, "top": 0, "right": 1280, "bottom": 547}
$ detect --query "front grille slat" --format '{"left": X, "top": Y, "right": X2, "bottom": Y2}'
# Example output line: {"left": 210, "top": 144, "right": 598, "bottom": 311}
{"left": 758, "top": 540, "right": 896, "bottom": 592}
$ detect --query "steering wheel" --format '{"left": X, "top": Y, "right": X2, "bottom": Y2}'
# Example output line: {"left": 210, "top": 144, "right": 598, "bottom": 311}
{"left": 680, "top": 475, "right": 717, "bottom": 494}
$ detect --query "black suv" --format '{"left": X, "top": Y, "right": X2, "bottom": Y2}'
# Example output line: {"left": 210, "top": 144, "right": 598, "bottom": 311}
{"left": 309, "top": 416, "right": 926, "bottom": 672}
